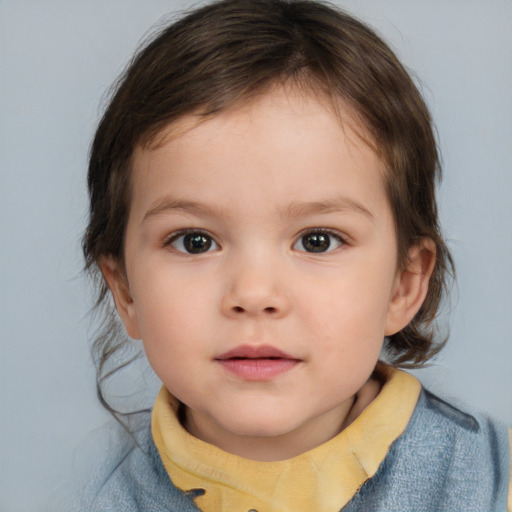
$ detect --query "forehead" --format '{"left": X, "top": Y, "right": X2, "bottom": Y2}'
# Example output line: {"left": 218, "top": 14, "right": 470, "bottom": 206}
{"left": 143, "top": 83, "right": 378, "bottom": 160}
{"left": 130, "top": 88, "right": 388, "bottom": 221}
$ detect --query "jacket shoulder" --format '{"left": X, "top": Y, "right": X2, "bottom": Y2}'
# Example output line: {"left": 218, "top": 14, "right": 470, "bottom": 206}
{"left": 345, "top": 389, "right": 510, "bottom": 511}
{"left": 70, "top": 414, "right": 200, "bottom": 512}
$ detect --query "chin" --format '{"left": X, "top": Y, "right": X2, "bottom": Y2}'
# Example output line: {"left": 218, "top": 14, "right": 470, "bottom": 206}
{"left": 221, "top": 413, "right": 302, "bottom": 439}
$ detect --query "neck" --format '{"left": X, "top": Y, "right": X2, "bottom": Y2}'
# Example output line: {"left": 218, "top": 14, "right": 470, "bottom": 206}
{"left": 183, "top": 378, "right": 381, "bottom": 462}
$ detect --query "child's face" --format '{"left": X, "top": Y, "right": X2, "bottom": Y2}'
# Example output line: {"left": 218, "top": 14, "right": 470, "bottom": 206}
{"left": 107, "top": 88, "right": 413, "bottom": 460}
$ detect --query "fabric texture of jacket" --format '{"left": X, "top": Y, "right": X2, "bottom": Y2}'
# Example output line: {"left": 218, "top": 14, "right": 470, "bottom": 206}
{"left": 73, "top": 388, "right": 510, "bottom": 511}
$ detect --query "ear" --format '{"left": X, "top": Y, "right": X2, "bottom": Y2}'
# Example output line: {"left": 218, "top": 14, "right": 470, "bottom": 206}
{"left": 99, "top": 257, "right": 141, "bottom": 339}
{"left": 385, "top": 239, "right": 436, "bottom": 336}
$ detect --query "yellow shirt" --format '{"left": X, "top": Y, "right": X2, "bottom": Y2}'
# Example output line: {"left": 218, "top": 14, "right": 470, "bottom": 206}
{"left": 152, "top": 369, "right": 512, "bottom": 511}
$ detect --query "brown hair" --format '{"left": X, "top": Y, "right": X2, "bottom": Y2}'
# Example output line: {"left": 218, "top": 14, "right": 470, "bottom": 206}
{"left": 83, "top": 0, "right": 454, "bottom": 415}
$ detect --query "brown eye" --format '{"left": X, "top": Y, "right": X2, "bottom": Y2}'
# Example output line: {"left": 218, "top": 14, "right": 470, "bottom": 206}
{"left": 184, "top": 233, "right": 211, "bottom": 253}
{"left": 169, "top": 231, "right": 219, "bottom": 254}
{"left": 294, "top": 230, "right": 343, "bottom": 253}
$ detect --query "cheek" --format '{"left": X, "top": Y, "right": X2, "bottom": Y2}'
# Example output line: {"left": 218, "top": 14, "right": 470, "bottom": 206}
{"left": 136, "top": 294, "right": 211, "bottom": 396}
{"left": 130, "top": 269, "right": 215, "bottom": 358}
{"left": 309, "top": 274, "right": 392, "bottom": 323}
{"left": 298, "top": 268, "right": 394, "bottom": 353}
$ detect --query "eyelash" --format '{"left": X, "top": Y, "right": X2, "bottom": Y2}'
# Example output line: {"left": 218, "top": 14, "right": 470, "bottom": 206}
{"left": 163, "top": 228, "right": 347, "bottom": 255}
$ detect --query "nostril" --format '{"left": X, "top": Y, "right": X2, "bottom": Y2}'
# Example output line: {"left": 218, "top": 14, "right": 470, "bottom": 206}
{"left": 231, "top": 305, "right": 277, "bottom": 314}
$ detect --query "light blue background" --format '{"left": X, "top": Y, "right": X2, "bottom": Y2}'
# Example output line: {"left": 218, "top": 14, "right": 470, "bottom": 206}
{"left": 1, "top": 1, "right": 511, "bottom": 510}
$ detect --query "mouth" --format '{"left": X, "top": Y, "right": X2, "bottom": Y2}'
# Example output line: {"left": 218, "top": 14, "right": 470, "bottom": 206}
{"left": 215, "top": 345, "right": 301, "bottom": 381}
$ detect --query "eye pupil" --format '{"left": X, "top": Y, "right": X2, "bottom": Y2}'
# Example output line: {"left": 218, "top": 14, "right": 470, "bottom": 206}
{"left": 184, "top": 233, "right": 211, "bottom": 253}
{"left": 302, "top": 233, "right": 330, "bottom": 252}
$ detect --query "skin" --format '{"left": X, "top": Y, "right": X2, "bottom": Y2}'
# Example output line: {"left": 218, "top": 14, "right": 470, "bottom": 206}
{"left": 102, "top": 87, "right": 434, "bottom": 462}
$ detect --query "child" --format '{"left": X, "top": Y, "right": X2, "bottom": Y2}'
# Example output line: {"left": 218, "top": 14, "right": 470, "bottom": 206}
{"left": 79, "top": 0, "right": 511, "bottom": 510}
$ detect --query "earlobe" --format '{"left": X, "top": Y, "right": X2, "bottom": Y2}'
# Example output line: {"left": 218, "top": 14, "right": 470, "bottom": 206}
{"left": 99, "top": 257, "right": 141, "bottom": 339}
{"left": 385, "top": 239, "right": 436, "bottom": 336}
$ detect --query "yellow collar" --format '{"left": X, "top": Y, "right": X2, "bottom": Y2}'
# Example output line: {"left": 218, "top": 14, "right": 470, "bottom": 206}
{"left": 152, "top": 368, "right": 421, "bottom": 512}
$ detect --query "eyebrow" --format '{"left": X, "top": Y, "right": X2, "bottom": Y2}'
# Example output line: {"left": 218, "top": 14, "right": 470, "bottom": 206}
{"left": 281, "top": 197, "right": 375, "bottom": 220}
{"left": 143, "top": 196, "right": 374, "bottom": 222}
{"left": 143, "top": 198, "right": 228, "bottom": 222}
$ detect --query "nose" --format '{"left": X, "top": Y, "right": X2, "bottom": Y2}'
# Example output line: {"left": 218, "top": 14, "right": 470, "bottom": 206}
{"left": 220, "top": 258, "right": 290, "bottom": 319}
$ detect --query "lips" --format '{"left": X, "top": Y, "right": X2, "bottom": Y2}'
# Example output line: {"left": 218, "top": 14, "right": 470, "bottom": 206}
{"left": 216, "top": 345, "right": 296, "bottom": 360}
{"left": 215, "top": 345, "right": 301, "bottom": 380}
